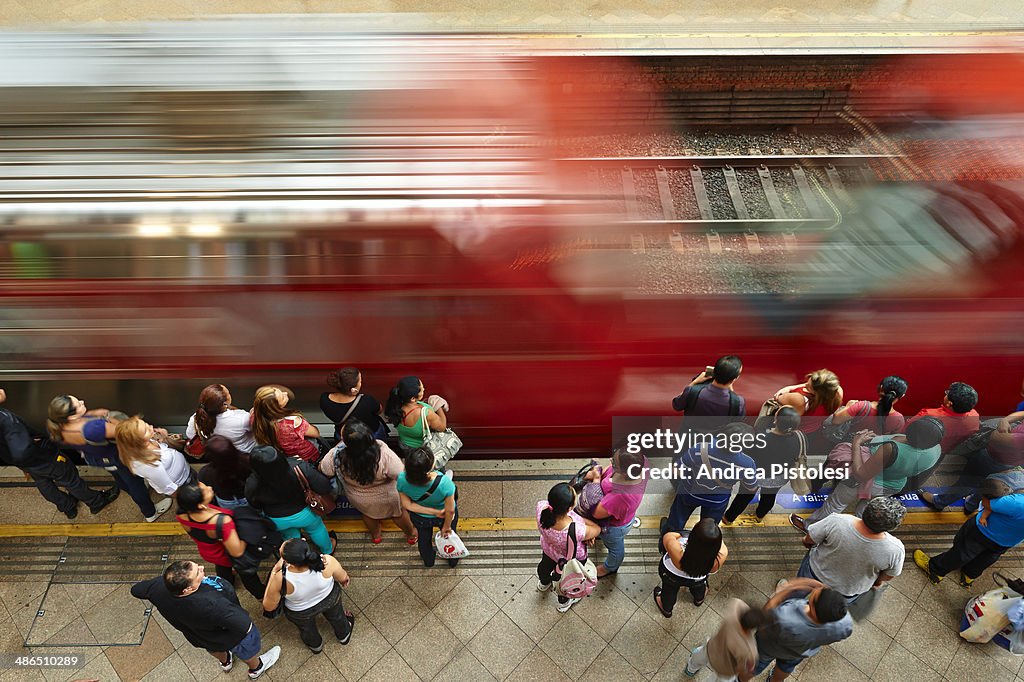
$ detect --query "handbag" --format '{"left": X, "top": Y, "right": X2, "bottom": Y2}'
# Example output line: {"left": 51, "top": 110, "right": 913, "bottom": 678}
{"left": 434, "top": 529, "right": 470, "bottom": 559}
{"left": 185, "top": 433, "right": 206, "bottom": 458}
{"left": 262, "top": 564, "right": 287, "bottom": 619}
{"left": 822, "top": 401, "right": 872, "bottom": 446}
{"left": 788, "top": 431, "right": 813, "bottom": 497}
{"left": 420, "top": 407, "right": 462, "bottom": 469}
{"left": 292, "top": 462, "right": 337, "bottom": 517}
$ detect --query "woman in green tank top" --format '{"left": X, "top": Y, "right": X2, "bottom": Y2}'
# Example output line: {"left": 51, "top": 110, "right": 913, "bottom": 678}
{"left": 802, "top": 417, "right": 945, "bottom": 524}
{"left": 385, "top": 376, "right": 448, "bottom": 451}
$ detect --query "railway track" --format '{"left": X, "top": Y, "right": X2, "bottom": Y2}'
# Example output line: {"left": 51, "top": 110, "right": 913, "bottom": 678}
{"left": 559, "top": 151, "right": 896, "bottom": 234}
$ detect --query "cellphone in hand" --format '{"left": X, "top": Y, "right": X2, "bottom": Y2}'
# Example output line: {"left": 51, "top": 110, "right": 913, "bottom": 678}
{"left": 704, "top": 365, "right": 715, "bottom": 377}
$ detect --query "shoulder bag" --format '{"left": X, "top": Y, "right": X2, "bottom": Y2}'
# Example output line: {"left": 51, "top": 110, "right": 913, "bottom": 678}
{"left": 420, "top": 406, "right": 462, "bottom": 469}
{"left": 788, "top": 431, "right": 813, "bottom": 496}
{"left": 262, "top": 564, "right": 287, "bottom": 619}
{"left": 292, "top": 462, "right": 337, "bottom": 517}
{"left": 822, "top": 401, "right": 873, "bottom": 446}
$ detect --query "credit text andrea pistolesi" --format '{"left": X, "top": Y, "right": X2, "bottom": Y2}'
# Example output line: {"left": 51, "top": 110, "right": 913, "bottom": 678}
{"left": 626, "top": 462, "right": 848, "bottom": 482}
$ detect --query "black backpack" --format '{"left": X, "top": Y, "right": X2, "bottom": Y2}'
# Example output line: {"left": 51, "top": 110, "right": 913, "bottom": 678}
{"left": 216, "top": 508, "right": 283, "bottom": 574}
{"left": 683, "top": 382, "right": 742, "bottom": 417}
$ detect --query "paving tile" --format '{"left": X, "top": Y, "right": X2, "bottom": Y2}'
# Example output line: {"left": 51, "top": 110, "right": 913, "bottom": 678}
{"left": 0, "top": 581, "right": 48, "bottom": 624}
{"left": 175, "top": 640, "right": 224, "bottom": 682}
{"left": 582, "top": 646, "right": 644, "bottom": 681}
{"left": 609, "top": 609, "right": 679, "bottom": 676}
{"left": 358, "top": 648, "right": 419, "bottom": 682}
{"left": 140, "top": 651, "right": 198, "bottom": 682}
{"left": 467, "top": 611, "right": 536, "bottom": 680}
{"left": 707, "top": 574, "right": 768, "bottom": 618}
{"left": 81, "top": 583, "right": 147, "bottom": 644}
{"left": 470, "top": 574, "right": 531, "bottom": 608}
{"left": 454, "top": 481, "right": 502, "bottom": 517}
{"left": 57, "top": 652, "right": 117, "bottom": 682}
{"left": 571, "top": 581, "right": 638, "bottom": 641}
{"left": 830, "top": 616, "right": 891, "bottom": 676}
{"left": 893, "top": 603, "right": 961, "bottom": 675}
{"left": 505, "top": 647, "right": 571, "bottom": 682}
{"left": 611, "top": 572, "right": 662, "bottom": 608}
{"left": 889, "top": 565, "right": 931, "bottom": 603}
{"left": 946, "top": 637, "right": 1023, "bottom": 681}
{"left": 433, "top": 646, "right": 497, "bottom": 682}
{"left": 500, "top": 579, "right": 563, "bottom": 642}
{"left": 866, "top": 583, "right": 913, "bottom": 637}
{"left": 22, "top": 586, "right": 79, "bottom": 646}
{"left": 871, "top": 641, "right": 942, "bottom": 682}
{"left": 343, "top": 577, "right": 396, "bottom": 610}
{"left": 797, "top": 644, "right": 871, "bottom": 681}
{"left": 429, "top": 577, "right": 498, "bottom": 643}
{"left": 400, "top": 576, "right": 464, "bottom": 609}
{"left": 104, "top": 616, "right": 174, "bottom": 682}
{"left": 56, "top": 582, "right": 119, "bottom": 614}
{"left": 361, "top": 579, "right": 429, "bottom": 645}
{"left": 323, "top": 615, "right": 390, "bottom": 682}
{"left": 267, "top": 649, "right": 342, "bottom": 681}
{"left": 394, "top": 612, "right": 461, "bottom": 680}
{"left": 536, "top": 609, "right": 605, "bottom": 677}
{"left": 32, "top": 615, "right": 96, "bottom": 648}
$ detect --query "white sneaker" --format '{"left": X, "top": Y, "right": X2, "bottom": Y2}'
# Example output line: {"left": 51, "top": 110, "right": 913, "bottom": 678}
{"left": 145, "top": 498, "right": 173, "bottom": 522}
{"left": 536, "top": 580, "right": 552, "bottom": 592}
{"left": 556, "top": 597, "right": 580, "bottom": 613}
{"left": 247, "top": 645, "right": 281, "bottom": 680}
{"left": 219, "top": 651, "right": 233, "bottom": 673}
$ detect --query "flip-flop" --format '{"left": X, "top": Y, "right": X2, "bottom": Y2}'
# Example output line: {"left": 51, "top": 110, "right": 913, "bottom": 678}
{"left": 597, "top": 569, "right": 618, "bottom": 580}
{"left": 652, "top": 587, "right": 672, "bottom": 618}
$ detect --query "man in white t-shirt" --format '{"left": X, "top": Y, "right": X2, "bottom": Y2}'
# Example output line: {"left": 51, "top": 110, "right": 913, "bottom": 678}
{"left": 795, "top": 496, "right": 905, "bottom": 607}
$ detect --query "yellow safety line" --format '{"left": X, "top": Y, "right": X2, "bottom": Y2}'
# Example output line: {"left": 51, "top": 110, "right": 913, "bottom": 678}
{"left": 0, "top": 509, "right": 966, "bottom": 538}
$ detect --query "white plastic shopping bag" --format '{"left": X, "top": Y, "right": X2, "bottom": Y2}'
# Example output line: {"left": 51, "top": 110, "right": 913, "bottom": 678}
{"left": 434, "top": 530, "right": 470, "bottom": 559}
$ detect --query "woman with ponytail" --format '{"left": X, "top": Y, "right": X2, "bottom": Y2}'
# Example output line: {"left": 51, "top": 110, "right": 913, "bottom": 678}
{"left": 385, "top": 376, "right": 449, "bottom": 452}
{"left": 186, "top": 384, "right": 256, "bottom": 455}
{"left": 251, "top": 384, "right": 322, "bottom": 463}
{"left": 830, "top": 376, "right": 908, "bottom": 437}
{"left": 815, "top": 376, "right": 909, "bottom": 493}
{"left": 262, "top": 539, "right": 354, "bottom": 654}
{"left": 535, "top": 482, "right": 600, "bottom": 612}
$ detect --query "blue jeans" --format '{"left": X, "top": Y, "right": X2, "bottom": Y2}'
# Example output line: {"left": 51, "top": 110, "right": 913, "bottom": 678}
{"left": 933, "top": 448, "right": 1012, "bottom": 508}
{"left": 269, "top": 507, "right": 332, "bottom": 554}
{"left": 215, "top": 495, "right": 249, "bottom": 510}
{"left": 667, "top": 493, "right": 729, "bottom": 530}
{"left": 600, "top": 518, "right": 635, "bottom": 572}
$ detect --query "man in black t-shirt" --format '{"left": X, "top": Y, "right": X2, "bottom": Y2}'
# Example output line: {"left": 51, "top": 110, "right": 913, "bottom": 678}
{"left": 132, "top": 561, "right": 281, "bottom": 680}
{"left": 0, "top": 388, "right": 118, "bottom": 519}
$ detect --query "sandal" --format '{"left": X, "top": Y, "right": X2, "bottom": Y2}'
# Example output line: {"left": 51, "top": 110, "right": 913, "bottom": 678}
{"left": 653, "top": 587, "right": 672, "bottom": 618}
{"left": 406, "top": 535, "right": 418, "bottom": 545}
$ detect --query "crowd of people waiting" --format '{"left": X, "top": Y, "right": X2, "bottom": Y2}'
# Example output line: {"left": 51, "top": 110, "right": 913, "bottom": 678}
{"left": 1, "top": 356, "right": 1023, "bottom": 680}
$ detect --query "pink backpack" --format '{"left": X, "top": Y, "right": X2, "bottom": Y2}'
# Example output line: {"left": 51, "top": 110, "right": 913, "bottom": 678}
{"left": 556, "top": 522, "right": 598, "bottom": 598}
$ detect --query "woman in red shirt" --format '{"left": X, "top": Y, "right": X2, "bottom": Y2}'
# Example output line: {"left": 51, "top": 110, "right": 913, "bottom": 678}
{"left": 176, "top": 482, "right": 266, "bottom": 599}
{"left": 251, "top": 384, "right": 323, "bottom": 463}
{"left": 771, "top": 369, "right": 844, "bottom": 435}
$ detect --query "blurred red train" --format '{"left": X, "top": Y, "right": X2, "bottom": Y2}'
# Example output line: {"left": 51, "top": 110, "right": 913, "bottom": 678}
{"left": 0, "top": 30, "right": 1022, "bottom": 456}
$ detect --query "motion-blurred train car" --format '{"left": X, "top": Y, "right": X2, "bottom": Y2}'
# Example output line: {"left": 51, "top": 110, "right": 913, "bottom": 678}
{"left": 0, "top": 24, "right": 1022, "bottom": 456}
